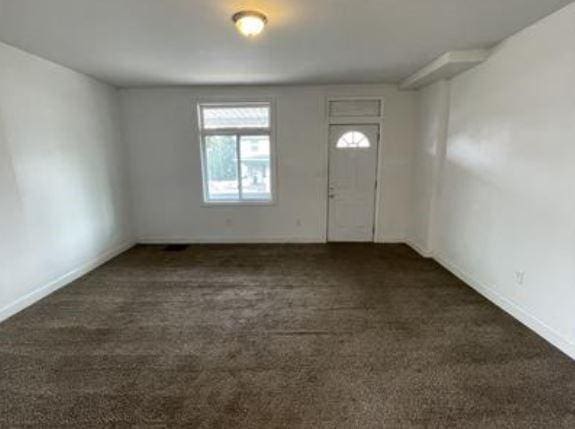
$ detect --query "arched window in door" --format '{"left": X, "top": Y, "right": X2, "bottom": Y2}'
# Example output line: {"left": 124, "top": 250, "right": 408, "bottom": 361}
{"left": 336, "top": 131, "right": 370, "bottom": 149}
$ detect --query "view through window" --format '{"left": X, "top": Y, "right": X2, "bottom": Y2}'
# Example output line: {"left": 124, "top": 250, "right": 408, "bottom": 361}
{"left": 199, "top": 103, "right": 273, "bottom": 203}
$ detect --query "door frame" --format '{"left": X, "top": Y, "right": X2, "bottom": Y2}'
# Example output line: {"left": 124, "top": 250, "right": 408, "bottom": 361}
{"left": 324, "top": 96, "right": 385, "bottom": 242}
{"left": 326, "top": 123, "right": 381, "bottom": 242}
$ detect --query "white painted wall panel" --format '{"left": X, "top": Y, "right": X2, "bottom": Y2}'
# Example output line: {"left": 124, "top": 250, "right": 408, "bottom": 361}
{"left": 0, "top": 42, "right": 133, "bottom": 320}
{"left": 410, "top": 80, "right": 450, "bottom": 254}
{"left": 411, "top": 3, "right": 575, "bottom": 357}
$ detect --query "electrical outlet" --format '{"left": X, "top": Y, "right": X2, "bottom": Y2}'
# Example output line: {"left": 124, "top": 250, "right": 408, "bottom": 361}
{"left": 514, "top": 270, "right": 525, "bottom": 285}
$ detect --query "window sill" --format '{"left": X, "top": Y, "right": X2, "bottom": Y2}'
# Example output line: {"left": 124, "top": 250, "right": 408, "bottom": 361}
{"left": 201, "top": 200, "right": 276, "bottom": 208}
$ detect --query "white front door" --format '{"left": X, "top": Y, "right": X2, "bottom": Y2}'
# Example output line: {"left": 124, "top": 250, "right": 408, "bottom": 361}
{"left": 327, "top": 124, "right": 379, "bottom": 242}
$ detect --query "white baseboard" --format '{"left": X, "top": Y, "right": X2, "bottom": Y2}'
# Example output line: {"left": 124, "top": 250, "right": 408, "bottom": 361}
{"left": 140, "top": 236, "right": 414, "bottom": 245}
{"left": 137, "top": 236, "right": 326, "bottom": 244}
{"left": 0, "top": 240, "right": 135, "bottom": 324}
{"left": 375, "top": 235, "right": 406, "bottom": 244}
{"left": 5, "top": 235, "right": 572, "bottom": 362}
{"left": 433, "top": 251, "right": 575, "bottom": 361}
{"left": 405, "top": 240, "right": 432, "bottom": 257}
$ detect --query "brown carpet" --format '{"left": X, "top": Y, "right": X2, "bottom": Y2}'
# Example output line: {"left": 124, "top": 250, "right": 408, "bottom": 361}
{"left": 1, "top": 244, "right": 574, "bottom": 427}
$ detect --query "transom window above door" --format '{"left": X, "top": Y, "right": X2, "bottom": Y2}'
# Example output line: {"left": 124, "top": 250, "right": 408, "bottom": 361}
{"left": 198, "top": 102, "right": 274, "bottom": 204}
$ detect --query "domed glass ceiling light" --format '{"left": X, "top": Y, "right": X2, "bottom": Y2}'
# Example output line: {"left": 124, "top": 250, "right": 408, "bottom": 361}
{"left": 232, "top": 11, "right": 267, "bottom": 37}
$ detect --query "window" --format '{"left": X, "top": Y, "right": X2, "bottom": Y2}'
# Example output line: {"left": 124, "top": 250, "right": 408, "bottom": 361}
{"left": 198, "top": 102, "right": 274, "bottom": 203}
{"left": 329, "top": 99, "right": 381, "bottom": 117}
{"left": 336, "top": 131, "right": 370, "bottom": 149}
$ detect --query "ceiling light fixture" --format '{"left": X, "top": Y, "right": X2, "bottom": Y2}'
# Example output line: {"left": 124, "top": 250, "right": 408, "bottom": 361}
{"left": 232, "top": 11, "right": 267, "bottom": 37}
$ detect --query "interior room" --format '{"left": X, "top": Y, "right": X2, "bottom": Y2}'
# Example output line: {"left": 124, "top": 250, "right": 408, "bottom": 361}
{"left": 1, "top": 0, "right": 574, "bottom": 426}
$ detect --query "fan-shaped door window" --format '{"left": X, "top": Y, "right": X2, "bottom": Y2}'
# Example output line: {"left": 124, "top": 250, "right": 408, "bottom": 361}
{"left": 336, "top": 131, "right": 370, "bottom": 149}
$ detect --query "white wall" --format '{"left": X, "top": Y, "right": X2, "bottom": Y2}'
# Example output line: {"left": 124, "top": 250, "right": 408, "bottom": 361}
{"left": 411, "top": 3, "right": 575, "bottom": 358}
{"left": 121, "top": 84, "right": 417, "bottom": 243}
{"left": 0, "top": 42, "right": 134, "bottom": 321}
{"left": 409, "top": 80, "right": 450, "bottom": 255}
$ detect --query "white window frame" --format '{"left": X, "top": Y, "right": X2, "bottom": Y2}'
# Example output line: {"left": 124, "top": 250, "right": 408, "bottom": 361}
{"left": 197, "top": 100, "right": 276, "bottom": 206}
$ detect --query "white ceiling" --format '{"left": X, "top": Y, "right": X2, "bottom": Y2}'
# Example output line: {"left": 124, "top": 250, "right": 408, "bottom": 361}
{"left": 0, "top": 0, "right": 572, "bottom": 87}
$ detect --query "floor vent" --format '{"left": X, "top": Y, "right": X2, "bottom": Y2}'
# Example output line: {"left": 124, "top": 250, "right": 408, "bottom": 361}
{"left": 163, "top": 244, "right": 189, "bottom": 252}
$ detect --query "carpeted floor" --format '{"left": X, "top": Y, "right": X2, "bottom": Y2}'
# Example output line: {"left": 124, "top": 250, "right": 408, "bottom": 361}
{"left": 1, "top": 244, "right": 574, "bottom": 427}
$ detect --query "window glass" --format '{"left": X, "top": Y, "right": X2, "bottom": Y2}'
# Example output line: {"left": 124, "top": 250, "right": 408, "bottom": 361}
{"left": 329, "top": 100, "right": 381, "bottom": 117}
{"left": 202, "top": 106, "right": 270, "bottom": 129}
{"left": 240, "top": 136, "right": 271, "bottom": 200}
{"left": 205, "top": 135, "right": 239, "bottom": 201}
{"left": 336, "top": 131, "right": 370, "bottom": 148}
